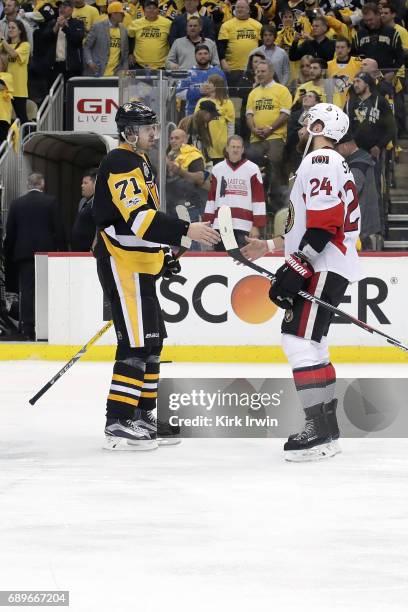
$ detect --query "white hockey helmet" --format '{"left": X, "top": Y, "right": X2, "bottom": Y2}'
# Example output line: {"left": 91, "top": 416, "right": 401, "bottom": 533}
{"left": 304, "top": 103, "right": 350, "bottom": 143}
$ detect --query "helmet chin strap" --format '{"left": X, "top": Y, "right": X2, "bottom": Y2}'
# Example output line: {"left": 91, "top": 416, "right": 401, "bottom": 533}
{"left": 121, "top": 130, "right": 139, "bottom": 151}
{"left": 302, "top": 131, "right": 314, "bottom": 159}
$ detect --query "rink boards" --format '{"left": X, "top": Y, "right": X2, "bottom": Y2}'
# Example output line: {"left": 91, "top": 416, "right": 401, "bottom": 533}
{"left": 3, "top": 252, "right": 408, "bottom": 362}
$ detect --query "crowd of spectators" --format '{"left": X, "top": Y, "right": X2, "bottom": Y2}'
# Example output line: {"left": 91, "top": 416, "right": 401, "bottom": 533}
{"left": 1, "top": 0, "right": 408, "bottom": 265}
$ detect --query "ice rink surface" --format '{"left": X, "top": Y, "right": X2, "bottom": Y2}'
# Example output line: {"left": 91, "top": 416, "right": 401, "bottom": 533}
{"left": 1, "top": 360, "right": 408, "bottom": 611}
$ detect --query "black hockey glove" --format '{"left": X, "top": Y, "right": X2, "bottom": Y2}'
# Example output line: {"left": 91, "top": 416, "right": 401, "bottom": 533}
{"left": 162, "top": 249, "right": 181, "bottom": 279}
{"left": 269, "top": 252, "right": 314, "bottom": 310}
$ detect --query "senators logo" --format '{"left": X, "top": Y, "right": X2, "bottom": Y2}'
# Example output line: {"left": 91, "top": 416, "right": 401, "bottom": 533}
{"left": 285, "top": 200, "right": 295, "bottom": 234}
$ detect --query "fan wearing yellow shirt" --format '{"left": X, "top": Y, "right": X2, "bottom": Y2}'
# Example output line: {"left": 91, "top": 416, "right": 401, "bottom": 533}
{"left": 194, "top": 73, "right": 235, "bottom": 163}
{"left": 0, "top": 20, "right": 30, "bottom": 124}
{"left": 128, "top": 0, "right": 171, "bottom": 69}
{"left": 218, "top": 0, "right": 262, "bottom": 72}
{"left": 84, "top": 2, "right": 129, "bottom": 76}
{"left": 73, "top": 0, "right": 100, "bottom": 33}
{"left": 327, "top": 37, "right": 361, "bottom": 108}
{"left": 293, "top": 58, "right": 344, "bottom": 108}
{"left": 246, "top": 59, "right": 292, "bottom": 213}
{"left": 0, "top": 53, "right": 14, "bottom": 143}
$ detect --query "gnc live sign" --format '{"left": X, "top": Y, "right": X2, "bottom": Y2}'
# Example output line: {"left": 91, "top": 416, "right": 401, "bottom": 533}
{"left": 67, "top": 78, "right": 119, "bottom": 134}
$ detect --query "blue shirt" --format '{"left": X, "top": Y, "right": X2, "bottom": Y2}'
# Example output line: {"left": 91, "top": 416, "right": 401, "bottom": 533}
{"left": 177, "top": 65, "right": 226, "bottom": 116}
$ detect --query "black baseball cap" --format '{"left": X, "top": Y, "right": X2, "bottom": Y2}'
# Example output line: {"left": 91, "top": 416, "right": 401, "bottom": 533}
{"left": 354, "top": 71, "right": 375, "bottom": 89}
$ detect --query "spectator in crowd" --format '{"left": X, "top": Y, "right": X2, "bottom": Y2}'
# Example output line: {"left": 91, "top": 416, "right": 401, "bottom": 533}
{"left": 0, "top": 0, "right": 33, "bottom": 49}
{"left": 166, "top": 15, "right": 219, "bottom": 70}
{"left": 104, "top": 0, "right": 133, "bottom": 27}
{"left": 217, "top": 0, "right": 262, "bottom": 88}
{"left": 326, "top": 36, "right": 362, "bottom": 107}
{"left": 83, "top": 2, "right": 128, "bottom": 76}
{"left": 178, "top": 100, "right": 219, "bottom": 163}
{"left": 288, "top": 16, "right": 335, "bottom": 63}
{"left": 336, "top": 132, "right": 383, "bottom": 250}
{"left": 4, "top": 173, "right": 65, "bottom": 340}
{"left": 71, "top": 168, "right": 97, "bottom": 251}
{"left": 0, "top": 51, "right": 13, "bottom": 143}
{"left": 168, "top": 0, "right": 215, "bottom": 47}
{"left": 203, "top": 134, "right": 266, "bottom": 250}
{"left": 287, "top": 53, "right": 314, "bottom": 95}
{"left": 345, "top": 71, "right": 395, "bottom": 159}
{"left": 275, "top": 8, "right": 310, "bottom": 54}
{"left": 194, "top": 73, "right": 235, "bottom": 164}
{"left": 246, "top": 59, "right": 292, "bottom": 214}
{"left": 250, "top": 24, "right": 290, "bottom": 86}
{"left": 352, "top": 3, "right": 404, "bottom": 73}
{"left": 0, "top": 19, "right": 30, "bottom": 124}
{"left": 379, "top": 2, "right": 408, "bottom": 136}
{"left": 28, "top": 4, "right": 56, "bottom": 105}
{"left": 286, "top": 89, "right": 321, "bottom": 173}
{"left": 176, "top": 43, "right": 225, "bottom": 116}
{"left": 51, "top": 0, "right": 85, "bottom": 85}
{"left": 359, "top": 56, "right": 396, "bottom": 113}
{"left": 128, "top": 0, "right": 171, "bottom": 69}
{"left": 166, "top": 127, "right": 207, "bottom": 225}
{"left": 293, "top": 57, "right": 343, "bottom": 107}
{"left": 73, "top": 0, "right": 99, "bottom": 34}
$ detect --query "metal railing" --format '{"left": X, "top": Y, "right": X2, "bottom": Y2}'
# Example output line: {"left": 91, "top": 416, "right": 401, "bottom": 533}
{"left": 36, "top": 74, "right": 64, "bottom": 132}
{"left": 0, "top": 120, "right": 22, "bottom": 230}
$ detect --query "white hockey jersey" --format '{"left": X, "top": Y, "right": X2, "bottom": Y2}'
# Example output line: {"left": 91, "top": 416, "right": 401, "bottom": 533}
{"left": 285, "top": 147, "right": 363, "bottom": 283}
{"left": 203, "top": 159, "right": 266, "bottom": 232}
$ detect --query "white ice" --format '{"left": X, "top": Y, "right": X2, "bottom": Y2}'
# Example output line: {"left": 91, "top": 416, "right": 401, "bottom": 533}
{"left": 1, "top": 360, "right": 408, "bottom": 612}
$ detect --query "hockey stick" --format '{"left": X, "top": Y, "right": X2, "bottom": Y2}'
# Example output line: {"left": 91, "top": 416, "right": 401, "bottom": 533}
{"left": 175, "top": 203, "right": 192, "bottom": 256}
{"left": 29, "top": 213, "right": 192, "bottom": 405}
{"left": 218, "top": 205, "right": 408, "bottom": 353}
{"left": 28, "top": 320, "right": 113, "bottom": 405}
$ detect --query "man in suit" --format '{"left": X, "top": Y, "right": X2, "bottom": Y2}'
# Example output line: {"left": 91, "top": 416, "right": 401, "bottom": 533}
{"left": 71, "top": 168, "right": 97, "bottom": 251}
{"left": 168, "top": 0, "right": 215, "bottom": 47}
{"left": 4, "top": 173, "right": 65, "bottom": 340}
{"left": 83, "top": 2, "right": 129, "bottom": 77}
{"left": 51, "top": 0, "right": 85, "bottom": 85}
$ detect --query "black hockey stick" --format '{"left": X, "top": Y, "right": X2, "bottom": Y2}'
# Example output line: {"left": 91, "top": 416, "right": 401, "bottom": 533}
{"left": 218, "top": 205, "right": 408, "bottom": 353}
{"left": 29, "top": 320, "right": 113, "bottom": 405}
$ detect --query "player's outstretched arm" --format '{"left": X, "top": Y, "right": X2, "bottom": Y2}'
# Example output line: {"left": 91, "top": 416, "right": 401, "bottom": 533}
{"left": 241, "top": 235, "right": 284, "bottom": 261}
{"left": 187, "top": 221, "right": 221, "bottom": 247}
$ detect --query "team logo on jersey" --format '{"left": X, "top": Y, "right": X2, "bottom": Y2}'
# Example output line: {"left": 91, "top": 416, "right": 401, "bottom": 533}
{"left": 284, "top": 309, "right": 294, "bottom": 323}
{"left": 143, "top": 162, "right": 150, "bottom": 179}
{"left": 285, "top": 200, "right": 295, "bottom": 234}
{"left": 312, "top": 155, "right": 329, "bottom": 165}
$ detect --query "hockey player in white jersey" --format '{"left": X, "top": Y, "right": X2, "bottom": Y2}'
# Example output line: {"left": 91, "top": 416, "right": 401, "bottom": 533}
{"left": 242, "top": 103, "right": 363, "bottom": 462}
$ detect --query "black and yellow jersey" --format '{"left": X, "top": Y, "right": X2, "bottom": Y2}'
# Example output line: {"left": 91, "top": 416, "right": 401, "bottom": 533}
{"left": 93, "top": 143, "right": 189, "bottom": 275}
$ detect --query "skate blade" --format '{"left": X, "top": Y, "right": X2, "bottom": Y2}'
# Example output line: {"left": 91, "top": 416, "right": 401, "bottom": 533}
{"left": 158, "top": 437, "right": 182, "bottom": 447}
{"left": 103, "top": 436, "right": 159, "bottom": 451}
{"left": 284, "top": 441, "right": 337, "bottom": 463}
{"left": 328, "top": 439, "right": 342, "bottom": 455}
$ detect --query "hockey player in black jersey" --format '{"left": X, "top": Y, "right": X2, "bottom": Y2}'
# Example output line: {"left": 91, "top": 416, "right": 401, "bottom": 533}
{"left": 93, "top": 101, "right": 220, "bottom": 450}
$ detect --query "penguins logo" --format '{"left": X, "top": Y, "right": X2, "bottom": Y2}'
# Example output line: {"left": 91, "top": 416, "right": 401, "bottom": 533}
{"left": 285, "top": 200, "right": 295, "bottom": 233}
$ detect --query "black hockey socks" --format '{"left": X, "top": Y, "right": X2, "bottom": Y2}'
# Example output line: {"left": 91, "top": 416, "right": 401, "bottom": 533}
{"left": 137, "top": 360, "right": 159, "bottom": 412}
{"left": 106, "top": 360, "right": 145, "bottom": 420}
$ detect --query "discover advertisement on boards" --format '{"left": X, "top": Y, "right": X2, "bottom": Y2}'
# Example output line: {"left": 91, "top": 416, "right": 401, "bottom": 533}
{"left": 41, "top": 254, "right": 408, "bottom": 350}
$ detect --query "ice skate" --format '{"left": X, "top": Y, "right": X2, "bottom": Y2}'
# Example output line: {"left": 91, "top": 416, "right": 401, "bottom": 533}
{"left": 324, "top": 398, "right": 341, "bottom": 456}
{"left": 284, "top": 403, "right": 337, "bottom": 462}
{"left": 134, "top": 408, "right": 181, "bottom": 446}
{"left": 104, "top": 418, "right": 158, "bottom": 451}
